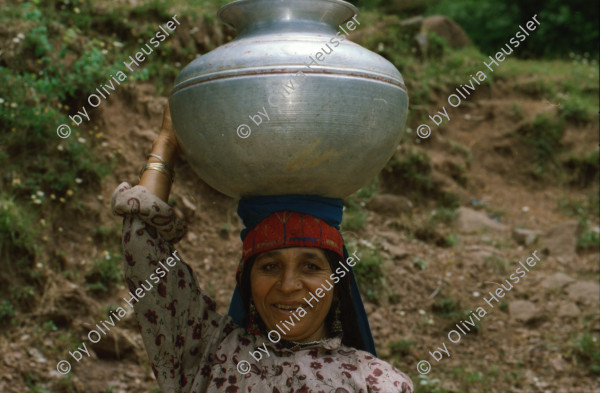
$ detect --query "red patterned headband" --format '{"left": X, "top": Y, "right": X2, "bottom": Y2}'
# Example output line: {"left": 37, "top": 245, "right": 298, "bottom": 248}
{"left": 236, "top": 211, "right": 344, "bottom": 286}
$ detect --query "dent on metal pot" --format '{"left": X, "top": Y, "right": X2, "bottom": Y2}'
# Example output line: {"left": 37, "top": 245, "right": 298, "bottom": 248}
{"left": 169, "top": 0, "right": 409, "bottom": 199}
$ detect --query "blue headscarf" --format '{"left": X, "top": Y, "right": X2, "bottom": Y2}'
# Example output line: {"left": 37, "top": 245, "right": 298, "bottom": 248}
{"left": 228, "top": 194, "right": 377, "bottom": 357}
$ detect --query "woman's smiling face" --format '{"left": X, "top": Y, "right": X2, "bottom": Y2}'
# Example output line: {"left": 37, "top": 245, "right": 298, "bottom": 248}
{"left": 250, "top": 247, "right": 334, "bottom": 342}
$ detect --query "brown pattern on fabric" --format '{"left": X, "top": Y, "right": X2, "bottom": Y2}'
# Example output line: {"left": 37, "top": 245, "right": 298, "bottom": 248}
{"left": 111, "top": 182, "right": 414, "bottom": 393}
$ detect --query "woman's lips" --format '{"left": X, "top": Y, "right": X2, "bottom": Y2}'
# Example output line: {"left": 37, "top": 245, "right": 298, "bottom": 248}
{"left": 272, "top": 304, "right": 306, "bottom": 315}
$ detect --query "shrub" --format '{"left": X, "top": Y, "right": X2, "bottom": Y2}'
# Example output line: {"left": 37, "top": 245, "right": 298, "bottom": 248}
{"left": 353, "top": 249, "right": 385, "bottom": 303}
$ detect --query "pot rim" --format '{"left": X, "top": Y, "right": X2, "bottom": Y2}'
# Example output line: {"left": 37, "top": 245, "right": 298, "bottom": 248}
{"left": 217, "top": 0, "right": 358, "bottom": 33}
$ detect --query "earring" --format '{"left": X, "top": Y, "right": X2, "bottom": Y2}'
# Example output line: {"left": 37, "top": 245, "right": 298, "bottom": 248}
{"left": 331, "top": 301, "right": 343, "bottom": 336}
{"left": 248, "top": 301, "right": 261, "bottom": 334}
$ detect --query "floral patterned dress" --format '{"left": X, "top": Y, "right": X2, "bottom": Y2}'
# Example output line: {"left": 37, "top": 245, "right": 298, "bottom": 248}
{"left": 111, "top": 182, "right": 414, "bottom": 393}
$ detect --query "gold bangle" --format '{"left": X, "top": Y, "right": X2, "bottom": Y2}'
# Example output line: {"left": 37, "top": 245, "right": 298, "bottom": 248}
{"left": 139, "top": 163, "right": 174, "bottom": 183}
{"left": 146, "top": 153, "right": 174, "bottom": 172}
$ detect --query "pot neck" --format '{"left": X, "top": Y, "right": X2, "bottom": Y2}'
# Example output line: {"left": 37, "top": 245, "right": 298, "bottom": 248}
{"left": 217, "top": 0, "right": 358, "bottom": 38}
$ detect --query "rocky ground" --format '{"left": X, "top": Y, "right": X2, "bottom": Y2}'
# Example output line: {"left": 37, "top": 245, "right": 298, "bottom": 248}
{"left": 0, "top": 6, "right": 598, "bottom": 393}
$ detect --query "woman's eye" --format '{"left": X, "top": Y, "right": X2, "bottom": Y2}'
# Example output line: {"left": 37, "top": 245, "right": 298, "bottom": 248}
{"left": 261, "top": 263, "right": 278, "bottom": 271}
{"left": 306, "top": 263, "right": 321, "bottom": 270}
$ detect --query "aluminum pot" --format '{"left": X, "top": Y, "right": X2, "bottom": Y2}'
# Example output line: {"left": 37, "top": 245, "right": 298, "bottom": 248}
{"left": 170, "top": 0, "right": 408, "bottom": 198}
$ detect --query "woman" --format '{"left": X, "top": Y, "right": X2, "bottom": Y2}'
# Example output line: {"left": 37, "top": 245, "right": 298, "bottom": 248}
{"left": 111, "top": 104, "right": 414, "bottom": 392}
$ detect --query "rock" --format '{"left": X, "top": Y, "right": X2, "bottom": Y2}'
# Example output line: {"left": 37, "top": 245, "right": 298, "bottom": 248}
{"left": 381, "top": 241, "right": 408, "bottom": 259}
{"left": 541, "top": 273, "right": 575, "bottom": 290}
{"left": 557, "top": 302, "right": 580, "bottom": 318}
{"left": 541, "top": 221, "right": 580, "bottom": 257}
{"left": 86, "top": 326, "right": 139, "bottom": 361}
{"left": 565, "top": 281, "right": 599, "bottom": 305}
{"left": 422, "top": 15, "right": 472, "bottom": 49}
{"left": 549, "top": 355, "right": 568, "bottom": 372}
{"left": 27, "top": 348, "right": 47, "bottom": 364}
{"left": 456, "top": 207, "right": 509, "bottom": 233}
{"left": 366, "top": 194, "right": 413, "bottom": 215}
{"left": 399, "top": 16, "right": 423, "bottom": 36}
{"left": 512, "top": 228, "right": 543, "bottom": 246}
{"left": 509, "top": 300, "right": 539, "bottom": 323}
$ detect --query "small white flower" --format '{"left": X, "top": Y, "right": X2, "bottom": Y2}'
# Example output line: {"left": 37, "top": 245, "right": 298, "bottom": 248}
{"left": 113, "top": 41, "right": 124, "bottom": 48}
{"left": 522, "top": 206, "right": 530, "bottom": 212}
{"left": 10, "top": 102, "right": 17, "bottom": 108}
{"left": 75, "top": 178, "right": 83, "bottom": 184}
{"left": 0, "top": 98, "right": 4, "bottom": 104}
{"left": 77, "top": 137, "right": 87, "bottom": 143}
{"left": 36, "top": 262, "right": 43, "bottom": 269}
{"left": 57, "top": 145, "right": 64, "bottom": 151}
{"left": 101, "top": 49, "right": 108, "bottom": 55}
{"left": 399, "top": 311, "right": 405, "bottom": 316}
{"left": 33, "top": 198, "right": 42, "bottom": 205}
{"left": 17, "top": 33, "right": 25, "bottom": 39}
{"left": 472, "top": 291, "right": 480, "bottom": 297}
{"left": 418, "top": 309, "right": 426, "bottom": 315}
{"left": 36, "top": 190, "right": 44, "bottom": 197}
{"left": 12, "top": 37, "right": 20, "bottom": 43}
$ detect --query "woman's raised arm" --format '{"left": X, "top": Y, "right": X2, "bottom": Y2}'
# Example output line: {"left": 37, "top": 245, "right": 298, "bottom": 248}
{"left": 138, "top": 102, "right": 180, "bottom": 202}
{"left": 111, "top": 103, "right": 238, "bottom": 392}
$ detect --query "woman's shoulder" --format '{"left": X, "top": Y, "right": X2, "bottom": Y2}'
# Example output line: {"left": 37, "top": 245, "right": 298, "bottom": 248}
{"left": 331, "top": 345, "right": 414, "bottom": 393}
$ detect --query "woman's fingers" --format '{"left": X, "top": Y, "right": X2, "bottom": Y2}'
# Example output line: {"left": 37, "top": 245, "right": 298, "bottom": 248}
{"left": 155, "top": 102, "right": 182, "bottom": 158}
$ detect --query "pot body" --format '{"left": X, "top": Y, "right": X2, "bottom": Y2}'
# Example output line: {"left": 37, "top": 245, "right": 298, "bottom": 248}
{"left": 170, "top": 0, "right": 408, "bottom": 198}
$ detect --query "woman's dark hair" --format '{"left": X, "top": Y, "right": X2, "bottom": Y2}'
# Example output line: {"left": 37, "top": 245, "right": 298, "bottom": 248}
{"left": 239, "top": 248, "right": 366, "bottom": 350}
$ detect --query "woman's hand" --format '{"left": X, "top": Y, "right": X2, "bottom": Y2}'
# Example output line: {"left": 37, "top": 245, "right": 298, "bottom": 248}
{"left": 139, "top": 102, "right": 181, "bottom": 202}
{"left": 153, "top": 102, "right": 182, "bottom": 160}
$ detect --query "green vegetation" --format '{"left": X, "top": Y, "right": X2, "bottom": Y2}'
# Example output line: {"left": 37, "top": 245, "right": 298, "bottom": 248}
{"left": 431, "top": 296, "right": 462, "bottom": 319}
{"left": 382, "top": 148, "right": 459, "bottom": 208}
{"left": 389, "top": 339, "right": 413, "bottom": 357}
{"left": 85, "top": 250, "right": 124, "bottom": 294}
{"left": 573, "top": 333, "right": 600, "bottom": 374}
{"left": 557, "top": 194, "right": 600, "bottom": 252}
{"left": 0, "top": 300, "right": 16, "bottom": 327}
{"left": 485, "top": 255, "right": 510, "bottom": 275}
{"left": 426, "top": 0, "right": 599, "bottom": 58}
{"left": 563, "top": 150, "right": 599, "bottom": 188}
{"left": 352, "top": 248, "right": 385, "bottom": 303}
{"left": 342, "top": 178, "right": 378, "bottom": 232}
{"left": 342, "top": 199, "right": 369, "bottom": 232}
{"left": 415, "top": 375, "right": 446, "bottom": 393}
{"left": 516, "top": 113, "right": 565, "bottom": 175}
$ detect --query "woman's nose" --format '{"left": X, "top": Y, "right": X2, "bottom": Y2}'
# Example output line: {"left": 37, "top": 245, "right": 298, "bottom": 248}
{"left": 278, "top": 270, "right": 301, "bottom": 292}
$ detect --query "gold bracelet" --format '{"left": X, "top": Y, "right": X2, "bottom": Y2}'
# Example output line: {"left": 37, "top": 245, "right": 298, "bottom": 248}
{"left": 146, "top": 153, "right": 174, "bottom": 172}
{"left": 139, "top": 163, "right": 174, "bottom": 183}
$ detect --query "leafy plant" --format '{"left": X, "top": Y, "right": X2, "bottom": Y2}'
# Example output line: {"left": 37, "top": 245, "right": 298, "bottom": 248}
{"left": 431, "top": 296, "right": 462, "bottom": 319}
{"left": 0, "top": 300, "right": 16, "bottom": 327}
{"left": 573, "top": 333, "right": 600, "bottom": 374}
{"left": 85, "top": 251, "right": 123, "bottom": 293}
{"left": 353, "top": 248, "right": 385, "bottom": 303}
{"left": 516, "top": 113, "right": 564, "bottom": 175}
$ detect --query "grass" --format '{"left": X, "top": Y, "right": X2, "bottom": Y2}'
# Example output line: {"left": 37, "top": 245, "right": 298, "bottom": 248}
{"left": 572, "top": 333, "right": 600, "bottom": 375}
{"left": 382, "top": 147, "right": 459, "bottom": 208}
{"left": 0, "top": 300, "right": 16, "bottom": 327}
{"left": 431, "top": 296, "right": 463, "bottom": 320}
{"left": 515, "top": 113, "right": 565, "bottom": 176}
{"left": 341, "top": 177, "right": 379, "bottom": 232}
{"left": 352, "top": 248, "right": 386, "bottom": 303}
{"left": 85, "top": 250, "right": 123, "bottom": 294}
{"left": 485, "top": 255, "right": 510, "bottom": 275}
{"left": 557, "top": 194, "right": 600, "bottom": 251}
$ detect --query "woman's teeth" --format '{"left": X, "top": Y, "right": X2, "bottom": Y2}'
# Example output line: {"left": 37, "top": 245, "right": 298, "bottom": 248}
{"left": 275, "top": 304, "right": 303, "bottom": 310}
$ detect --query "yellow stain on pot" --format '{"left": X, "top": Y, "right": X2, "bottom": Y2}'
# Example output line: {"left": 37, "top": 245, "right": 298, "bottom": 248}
{"left": 285, "top": 138, "right": 339, "bottom": 171}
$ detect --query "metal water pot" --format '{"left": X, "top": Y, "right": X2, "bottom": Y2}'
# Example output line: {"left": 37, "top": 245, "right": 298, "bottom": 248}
{"left": 170, "top": 0, "right": 408, "bottom": 198}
